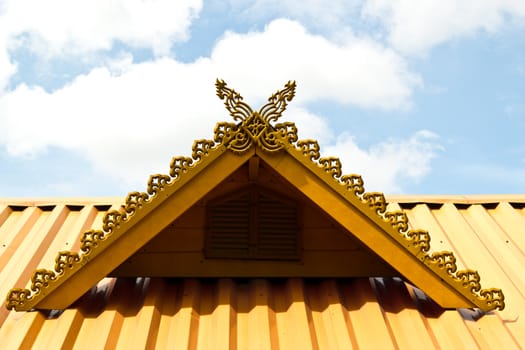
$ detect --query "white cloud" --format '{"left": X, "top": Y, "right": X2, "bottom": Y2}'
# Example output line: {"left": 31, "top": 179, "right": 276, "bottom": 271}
{"left": 0, "top": 58, "right": 222, "bottom": 187}
{"left": 212, "top": 19, "right": 421, "bottom": 109}
{"left": 222, "top": 0, "right": 525, "bottom": 56}
{"left": 0, "top": 19, "right": 427, "bottom": 192}
{"left": 324, "top": 130, "right": 442, "bottom": 193}
{"left": 363, "top": 0, "right": 525, "bottom": 54}
{"left": 281, "top": 106, "right": 334, "bottom": 146}
{"left": 0, "top": 31, "right": 17, "bottom": 92}
{"left": 0, "top": 0, "right": 202, "bottom": 91}
{"left": 3, "top": 0, "right": 202, "bottom": 56}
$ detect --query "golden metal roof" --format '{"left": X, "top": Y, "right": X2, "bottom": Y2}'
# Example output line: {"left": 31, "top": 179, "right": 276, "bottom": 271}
{"left": 0, "top": 81, "right": 521, "bottom": 348}
{"left": 0, "top": 197, "right": 524, "bottom": 348}
{"left": 4, "top": 80, "right": 504, "bottom": 312}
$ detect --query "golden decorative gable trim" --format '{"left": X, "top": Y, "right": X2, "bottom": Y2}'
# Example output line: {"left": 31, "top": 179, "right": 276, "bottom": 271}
{"left": 6, "top": 80, "right": 505, "bottom": 312}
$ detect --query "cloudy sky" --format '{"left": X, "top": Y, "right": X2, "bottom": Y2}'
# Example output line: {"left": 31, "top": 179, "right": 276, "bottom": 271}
{"left": 1, "top": 0, "right": 524, "bottom": 197}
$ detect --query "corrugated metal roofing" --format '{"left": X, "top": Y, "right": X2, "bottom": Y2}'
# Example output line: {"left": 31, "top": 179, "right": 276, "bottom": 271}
{"left": 1, "top": 196, "right": 524, "bottom": 349}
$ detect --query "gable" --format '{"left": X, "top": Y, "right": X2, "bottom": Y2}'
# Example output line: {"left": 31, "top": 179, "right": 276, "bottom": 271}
{"left": 110, "top": 157, "right": 396, "bottom": 278}
{"left": 5, "top": 80, "right": 505, "bottom": 312}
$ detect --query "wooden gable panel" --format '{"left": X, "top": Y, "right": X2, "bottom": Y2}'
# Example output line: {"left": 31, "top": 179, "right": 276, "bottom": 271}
{"left": 111, "top": 158, "right": 396, "bottom": 277}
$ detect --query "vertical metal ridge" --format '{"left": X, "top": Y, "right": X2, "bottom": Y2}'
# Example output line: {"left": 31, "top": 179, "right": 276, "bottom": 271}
{"left": 54, "top": 310, "right": 85, "bottom": 349}
{"left": 284, "top": 278, "right": 316, "bottom": 349}
{"left": 341, "top": 279, "right": 396, "bottom": 349}
{"left": 247, "top": 279, "right": 274, "bottom": 349}
{"left": 224, "top": 279, "right": 238, "bottom": 350}
{"left": 111, "top": 278, "right": 164, "bottom": 349}
{"left": 143, "top": 279, "right": 165, "bottom": 349}
{"left": 16, "top": 312, "right": 47, "bottom": 349}
{"left": 489, "top": 203, "right": 525, "bottom": 257}
{"left": 425, "top": 203, "right": 469, "bottom": 268}
{"left": 211, "top": 279, "right": 235, "bottom": 349}
{"left": 404, "top": 283, "right": 442, "bottom": 349}
{"left": 6, "top": 206, "right": 70, "bottom": 291}
{"left": 69, "top": 204, "right": 104, "bottom": 252}
{"left": 185, "top": 280, "right": 201, "bottom": 350}
{"left": 436, "top": 203, "right": 525, "bottom": 327}
{"left": 0, "top": 207, "right": 41, "bottom": 274}
{"left": 370, "top": 278, "right": 400, "bottom": 350}
{"left": 462, "top": 205, "right": 525, "bottom": 298}
{"left": 334, "top": 280, "right": 360, "bottom": 349}
{"left": 0, "top": 207, "right": 41, "bottom": 328}
{"left": 25, "top": 204, "right": 70, "bottom": 271}
{"left": 103, "top": 279, "right": 144, "bottom": 349}
{"left": 234, "top": 279, "right": 249, "bottom": 349}
{"left": 309, "top": 279, "right": 357, "bottom": 349}
{"left": 0, "top": 204, "right": 11, "bottom": 227}
{"left": 0, "top": 205, "right": 70, "bottom": 327}
{"left": 153, "top": 279, "right": 181, "bottom": 349}
{"left": 104, "top": 310, "right": 125, "bottom": 349}
{"left": 266, "top": 282, "right": 279, "bottom": 350}
{"left": 33, "top": 206, "right": 95, "bottom": 278}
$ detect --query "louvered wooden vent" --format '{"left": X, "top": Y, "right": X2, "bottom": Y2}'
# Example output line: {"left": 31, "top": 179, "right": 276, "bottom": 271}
{"left": 205, "top": 186, "right": 300, "bottom": 260}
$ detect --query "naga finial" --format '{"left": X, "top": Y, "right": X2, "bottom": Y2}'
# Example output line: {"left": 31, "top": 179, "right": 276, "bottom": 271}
{"left": 215, "top": 79, "right": 296, "bottom": 123}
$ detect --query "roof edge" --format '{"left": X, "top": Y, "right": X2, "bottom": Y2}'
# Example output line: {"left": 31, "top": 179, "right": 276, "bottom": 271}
{"left": 386, "top": 194, "right": 525, "bottom": 204}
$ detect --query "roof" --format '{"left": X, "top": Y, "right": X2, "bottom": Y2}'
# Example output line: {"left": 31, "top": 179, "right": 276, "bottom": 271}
{"left": 1, "top": 80, "right": 523, "bottom": 348}
{"left": 1, "top": 196, "right": 524, "bottom": 349}
{"left": 4, "top": 80, "right": 504, "bottom": 312}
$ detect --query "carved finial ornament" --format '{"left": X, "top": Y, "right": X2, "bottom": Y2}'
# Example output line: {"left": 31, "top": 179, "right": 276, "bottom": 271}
{"left": 214, "top": 79, "right": 298, "bottom": 153}
{"left": 5, "top": 80, "right": 505, "bottom": 312}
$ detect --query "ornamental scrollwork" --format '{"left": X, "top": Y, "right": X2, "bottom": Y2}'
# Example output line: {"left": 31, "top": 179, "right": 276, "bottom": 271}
{"left": 192, "top": 140, "right": 215, "bottom": 161}
{"left": 426, "top": 254, "right": 504, "bottom": 309}
{"left": 216, "top": 79, "right": 254, "bottom": 122}
{"left": 406, "top": 229, "right": 431, "bottom": 253}
{"left": 385, "top": 211, "right": 409, "bottom": 234}
{"left": 123, "top": 191, "right": 150, "bottom": 217}
{"left": 257, "top": 121, "right": 299, "bottom": 152}
{"left": 362, "top": 192, "right": 387, "bottom": 215}
{"left": 214, "top": 79, "right": 299, "bottom": 154}
{"left": 216, "top": 79, "right": 296, "bottom": 125}
{"left": 147, "top": 174, "right": 171, "bottom": 196}
{"left": 319, "top": 157, "right": 342, "bottom": 179}
{"left": 296, "top": 140, "right": 320, "bottom": 161}
{"left": 31, "top": 270, "right": 57, "bottom": 293}
{"left": 480, "top": 289, "right": 505, "bottom": 310}
{"left": 427, "top": 251, "right": 457, "bottom": 274}
{"left": 80, "top": 229, "right": 105, "bottom": 254}
{"left": 6, "top": 289, "right": 31, "bottom": 310}
{"left": 289, "top": 132, "right": 504, "bottom": 311}
{"left": 170, "top": 157, "right": 194, "bottom": 179}
{"left": 102, "top": 210, "right": 123, "bottom": 234}
{"left": 274, "top": 122, "right": 298, "bottom": 144}
{"left": 340, "top": 174, "right": 365, "bottom": 196}
{"left": 214, "top": 122, "right": 238, "bottom": 144}
{"left": 455, "top": 270, "right": 482, "bottom": 293}
{"left": 244, "top": 114, "right": 266, "bottom": 139}
{"left": 55, "top": 252, "right": 81, "bottom": 274}
{"left": 259, "top": 81, "right": 296, "bottom": 123}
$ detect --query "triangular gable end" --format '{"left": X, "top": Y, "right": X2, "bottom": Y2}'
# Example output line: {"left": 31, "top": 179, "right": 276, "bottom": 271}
{"left": 6, "top": 80, "right": 505, "bottom": 312}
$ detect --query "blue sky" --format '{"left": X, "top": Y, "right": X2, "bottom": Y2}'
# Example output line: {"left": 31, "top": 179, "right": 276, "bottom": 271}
{"left": 0, "top": 0, "right": 524, "bottom": 197}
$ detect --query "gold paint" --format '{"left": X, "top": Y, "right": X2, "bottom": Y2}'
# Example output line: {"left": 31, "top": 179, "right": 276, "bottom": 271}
{"left": 214, "top": 79, "right": 298, "bottom": 153}
{"left": 6, "top": 79, "right": 505, "bottom": 312}
{"left": 248, "top": 156, "right": 260, "bottom": 182}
